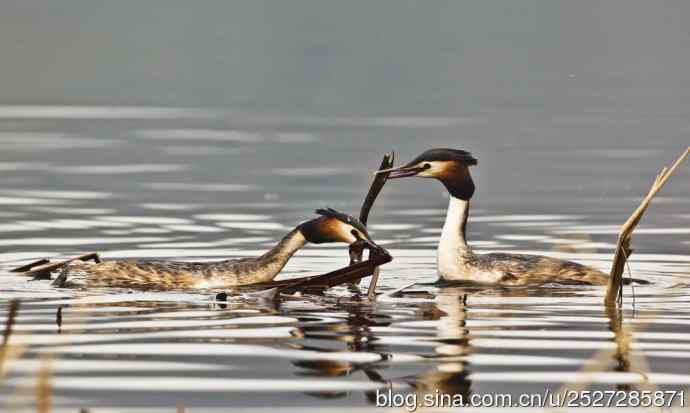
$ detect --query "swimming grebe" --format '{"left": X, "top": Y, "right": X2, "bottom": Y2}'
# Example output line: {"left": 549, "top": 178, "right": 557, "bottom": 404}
{"left": 379, "top": 148, "right": 616, "bottom": 286}
{"left": 46, "top": 208, "right": 380, "bottom": 290}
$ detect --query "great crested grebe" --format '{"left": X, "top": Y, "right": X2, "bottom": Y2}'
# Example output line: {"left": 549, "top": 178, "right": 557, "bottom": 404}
{"left": 46, "top": 208, "right": 379, "bottom": 290}
{"left": 379, "top": 148, "right": 635, "bottom": 286}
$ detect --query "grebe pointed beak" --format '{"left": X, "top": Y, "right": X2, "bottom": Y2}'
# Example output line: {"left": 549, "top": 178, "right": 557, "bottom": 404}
{"left": 375, "top": 165, "right": 425, "bottom": 179}
{"left": 357, "top": 237, "right": 387, "bottom": 256}
{"left": 351, "top": 229, "right": 385, "bottom": 253}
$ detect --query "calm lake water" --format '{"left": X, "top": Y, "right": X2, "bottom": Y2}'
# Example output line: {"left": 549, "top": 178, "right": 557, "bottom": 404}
{"left": 0, "top": 108, "right": 688, "bottom": 412}
{"left": 1, "top": 1, "right": 690, "bottom": 412}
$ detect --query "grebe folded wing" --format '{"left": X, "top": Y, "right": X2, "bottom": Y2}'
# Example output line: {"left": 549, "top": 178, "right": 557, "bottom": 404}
{"left": 456, "top": 252, "right": 609, "bottom": 286}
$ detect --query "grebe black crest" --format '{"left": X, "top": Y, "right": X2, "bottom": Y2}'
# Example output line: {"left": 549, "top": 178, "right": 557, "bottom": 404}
{"left": 35, "top": 208, "right": 379, "bottom": 290}
{"left": 380, "top": 148, "right": 645, "bottom": 286}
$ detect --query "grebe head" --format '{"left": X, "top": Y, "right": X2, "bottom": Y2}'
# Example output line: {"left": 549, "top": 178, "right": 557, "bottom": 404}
{"left": 379, "top": 148, "right": 478, "bottom": 200}
{"left": 298, "top": 208, "right": 378, "bottom": 248}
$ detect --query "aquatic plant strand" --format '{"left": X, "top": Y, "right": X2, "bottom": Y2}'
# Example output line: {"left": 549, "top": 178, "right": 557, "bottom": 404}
{"left": 605, "top": 147, "right": 689, "bottom": 306}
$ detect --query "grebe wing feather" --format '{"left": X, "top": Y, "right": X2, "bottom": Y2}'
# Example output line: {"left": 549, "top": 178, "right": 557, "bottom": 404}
{"left": 473, "top": 253, "right": 609, "bottom": 286}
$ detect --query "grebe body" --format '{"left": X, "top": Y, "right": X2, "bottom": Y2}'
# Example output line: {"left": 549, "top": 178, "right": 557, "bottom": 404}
{"left": 382, "top": 148, "right": 612, "bottom": 286}
{"left": 50, "top": 208, "right": 377, "bottom": 290}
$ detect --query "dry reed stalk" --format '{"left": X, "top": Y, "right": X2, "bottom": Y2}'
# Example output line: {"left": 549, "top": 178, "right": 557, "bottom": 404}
{"left": 0, "top": 345, "right": 26, "bottom": 381}
{"left": 2, "top": 300, "right": 19, "bottom": 347}
{"left": 278, "top": 248, "right": 392, "bottom": 294}
{"left": 13, "top": 252, "right": 101, "bottom": 278}
{"left": 37, "top": 355, "right": 52, "bottom": 413}
{"left": 351, "top": 152, "right": 395, "bottom": 298}
{"left": 367, "top": 267, "right": 381, "bottom": 300}
{"left": 605, "top": 147, "right": 689, "bottom": 307}
{"left": 9, "top": 258, "right": 49, "bottom": 273}
{"left": 56, "top": 307, "right": 62, "bottom": 332}
{"left": 1, "top": 300, "right": 26, "bottom": 380}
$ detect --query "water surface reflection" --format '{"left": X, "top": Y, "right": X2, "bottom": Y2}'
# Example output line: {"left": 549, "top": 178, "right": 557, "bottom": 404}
{"left": 1, "top": 114, "right": 688, "bottom": 412}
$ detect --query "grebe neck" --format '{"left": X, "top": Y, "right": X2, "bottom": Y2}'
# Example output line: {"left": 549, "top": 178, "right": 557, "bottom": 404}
{"left": 440, "top": 196, "right": 470, "bottom": 249}
{"left": 208, "top": 228, "right": 307, "bottom": 286}
{"left": 214, "top": 228, "right": 307, "bottom": 285}
{"left": 248, "top": 228, "right": 307, "bottom": 282}
{"left": 438, "top": 196, "right": 472, "bottom": 276}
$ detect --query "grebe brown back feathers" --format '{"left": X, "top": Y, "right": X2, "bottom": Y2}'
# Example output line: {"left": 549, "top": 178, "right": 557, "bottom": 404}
{"left": 380, "top": 148, "right": 617, "bottom": 286}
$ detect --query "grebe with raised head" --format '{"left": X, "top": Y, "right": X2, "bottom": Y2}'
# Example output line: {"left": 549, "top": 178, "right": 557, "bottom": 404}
{"left": 37, "top": 208, "right": 381, "bottom": 290}
{"left": 379, "top": 148, "right": 639, "bottom": 286}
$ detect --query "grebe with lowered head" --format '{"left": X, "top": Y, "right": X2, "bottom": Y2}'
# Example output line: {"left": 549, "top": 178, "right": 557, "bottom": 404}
{"left": 47, "top": 208, "right": 381, "bottom": 290}
{"left": 379, "top": 148, "right": 632, "bottom": 286}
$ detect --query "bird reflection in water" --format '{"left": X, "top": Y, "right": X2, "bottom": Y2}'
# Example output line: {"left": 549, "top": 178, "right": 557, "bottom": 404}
{"left": 404, "top": 289, "right": 472, "bottom": 406}
{"left": 365, "top": 286, "right": 542, "bottom": 406}
{"left": 289, "top": 299, "right": 396, "bottom": 399}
